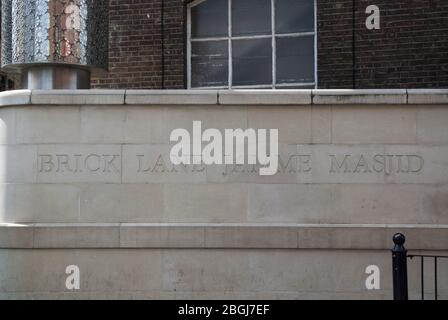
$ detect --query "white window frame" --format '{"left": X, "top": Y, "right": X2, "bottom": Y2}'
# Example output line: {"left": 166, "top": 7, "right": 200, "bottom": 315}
{"left": 187, "top": 0, "right": 317, "bottom": 89}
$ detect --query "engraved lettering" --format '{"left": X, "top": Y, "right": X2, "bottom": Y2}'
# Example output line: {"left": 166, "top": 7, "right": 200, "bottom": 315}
{"left": 137, "top": 155, "right": 148, "bottom": 173}
{"left": 330, "top": 155, "right": 351, "bottom": 173}
{"left": 278, "top": 155, "right": 298, "bottom": 174}
{"left": 354, "top": 155, "right": 372, "bottom": 173}
{"left": 329, "top": 154, "right": 424, "bottom": 175}
{"left": 85, "top": 154, "right": 101, "bottom": 172}
{"left": 386, "top": 155, "right": 395, "bottom": 175}
{"left": 74, "top": 154, "right": 83, "bottom": 173}
{"left": 56, "top": 154, "right": 72, "bottom": 173}
{"left": 39, "top": 155, "right": 55, "bottom": 173}
{"left": 132, "top": 151, "right": 426, "bottom": 178}
{"left": 38, "top": 153, "right": 122, "bottom": 175}
{"left": 103, "top": 155, "right": 120, "bottom": 173}
{"left": 151, "top": 155, "right": 169, "bottom": 173}
{"left": 299, "top": 155, "right": 312, "bottom": 173}
{"left": 407, "top": 155, "right": 424, "bottom": 173}
{"left": 395, "top": 155, "right": 404, "bottom": 173}
{"left": 373, "top": 154, "right": 385, "bottom": 173}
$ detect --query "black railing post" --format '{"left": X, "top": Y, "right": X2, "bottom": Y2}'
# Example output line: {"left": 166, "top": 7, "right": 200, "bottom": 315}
{"left": 392, "top": 233, "right": 408, "bottom": 300}
{"left": 434, "top": 256, "right": 438, "bottom": 300}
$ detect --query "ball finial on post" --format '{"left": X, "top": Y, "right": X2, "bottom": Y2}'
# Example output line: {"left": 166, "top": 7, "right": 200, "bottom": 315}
{"left": 393, "top": 233, "right": 406, "bottom": 247}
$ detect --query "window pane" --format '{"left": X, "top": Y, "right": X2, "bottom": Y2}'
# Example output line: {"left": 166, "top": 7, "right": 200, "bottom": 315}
{"left": 232, "top": 0, "right": 271, "bottom": 36}
{"left": 276, "top": 0, "right": 314, "bottom": 33}
{"left": 191, "top": 41, "right": 228, "bottom": 87}
{"left": 232, "top": 38, "right": 272, "bottom": 86}
{"left": 191, "top": 0, "right": 228, "bottom": 38}
{"left": 276, "top": 36, "right": 314, "bottom": 84}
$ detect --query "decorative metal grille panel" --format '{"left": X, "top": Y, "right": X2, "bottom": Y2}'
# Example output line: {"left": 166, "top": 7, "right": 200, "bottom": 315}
{"left": 1, "top": 0, "right": 108, "bottom": 70}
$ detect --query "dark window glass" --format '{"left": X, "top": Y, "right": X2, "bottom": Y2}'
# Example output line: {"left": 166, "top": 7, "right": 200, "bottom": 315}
{"left": 191, "top": 40, "right": 228, "bottom": 87}
{"left": 276, "top": 36, "right": 314, "bottom": 83}
{"left": 190, "top": 0, "right": 316, "bottom": 88}
{"left": 191, "top": 0, "right": 228, "bottom": 38}
{"left": 276, "top": 0, "right": 314, "bottom": 33}
{"left": 232, "top": 38, "right": 272, "bottom": 86}
{"left": 232, "top": 0, "right": 271, "bottom": 36}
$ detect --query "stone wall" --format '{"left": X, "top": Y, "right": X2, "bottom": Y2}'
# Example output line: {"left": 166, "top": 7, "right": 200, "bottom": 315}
{"left": 1, "top": 248, "right": 447, "bottom": 300}
{"left": 0, "top": 89, "right": 447, "bottom": 299}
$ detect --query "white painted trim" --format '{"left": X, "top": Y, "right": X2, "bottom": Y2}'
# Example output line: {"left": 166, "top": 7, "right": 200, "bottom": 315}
{"left": 274, "top": 31, "right": 315, "bottom": 38}
{"left": 186, "top": 82, "right": 316, "bottom": 90}
{"left": 190, "top": 32, "right": 315, "bottom": 42}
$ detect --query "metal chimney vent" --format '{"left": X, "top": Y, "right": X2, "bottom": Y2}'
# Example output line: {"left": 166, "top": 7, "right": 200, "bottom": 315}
{"left": 1, "top": 0, "right": 108, "bottom": 89}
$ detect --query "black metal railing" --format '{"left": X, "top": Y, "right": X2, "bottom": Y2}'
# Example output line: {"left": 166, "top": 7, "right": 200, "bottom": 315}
{"left": 408, "top": 254, "right": 448, "bottom": 300}
{"left": 392, "top": 233, "right": 448, "bottom": 300}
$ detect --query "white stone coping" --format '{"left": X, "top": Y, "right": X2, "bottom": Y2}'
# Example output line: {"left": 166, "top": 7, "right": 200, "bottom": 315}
{"left": 312, "top": 89, "right": 408, "bottom": 105}
{"left": 0, "top": 89, "right": 447, "bottom": 107}
{"left": 0, "top": 223, "right": 447, "bottom": 250}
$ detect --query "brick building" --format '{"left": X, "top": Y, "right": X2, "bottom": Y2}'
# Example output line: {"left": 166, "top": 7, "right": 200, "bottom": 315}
{"left": 1, "top": 0, "right": 448, "bottom": 300}
{"left": 2, "top": 0, "right": 448, "bottom": 90}
{"left": 91, "top": 0, "right": 448, "bottom": 90}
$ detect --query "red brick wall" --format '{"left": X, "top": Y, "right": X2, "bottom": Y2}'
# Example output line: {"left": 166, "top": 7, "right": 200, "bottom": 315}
{"left": 76, "top": 0, "right": 448, "bottom": 89}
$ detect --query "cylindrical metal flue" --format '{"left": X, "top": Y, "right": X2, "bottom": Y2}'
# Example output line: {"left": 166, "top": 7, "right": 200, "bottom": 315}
{"left": 1, "top": 0, "right": 108, "bottom": 89}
